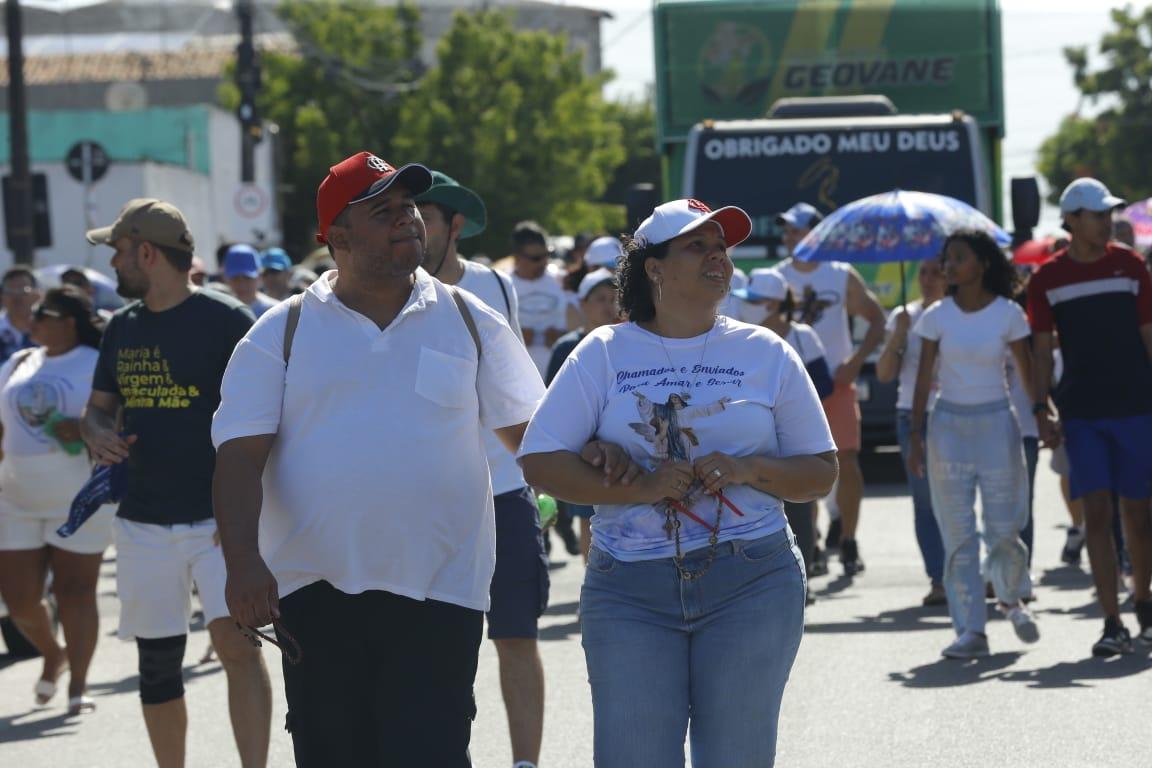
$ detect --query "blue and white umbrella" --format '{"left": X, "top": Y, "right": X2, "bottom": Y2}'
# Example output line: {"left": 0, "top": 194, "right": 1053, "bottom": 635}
{"left": 794, "top": 190, "right": 1010, "bottom": 264}
{"left": 793, "top": 189, "right": 1010, "bottom": 305}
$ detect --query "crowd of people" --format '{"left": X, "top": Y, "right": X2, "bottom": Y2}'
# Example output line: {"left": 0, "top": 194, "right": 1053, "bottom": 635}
{"left": 0, "top": 158, "right": 1148, "bottom": 767}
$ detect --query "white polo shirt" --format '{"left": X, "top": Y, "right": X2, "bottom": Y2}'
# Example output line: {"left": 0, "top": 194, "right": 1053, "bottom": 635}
{"left": 211, "top": 269, "right": 545, "bottom": 611}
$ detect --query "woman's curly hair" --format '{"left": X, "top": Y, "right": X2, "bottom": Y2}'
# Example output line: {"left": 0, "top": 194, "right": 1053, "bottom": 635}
{"left": 616, "top": 235, "right": 669, "bottom": 322}
{"left": 943, "top": 229, "right": 1018, "bottom": 300}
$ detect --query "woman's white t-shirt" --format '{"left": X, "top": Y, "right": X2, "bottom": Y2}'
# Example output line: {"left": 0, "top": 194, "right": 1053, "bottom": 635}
{"left": 886, "top": 299, "right": 931, "bottom": 410}
{"left": 784, "top": 322, "right": 826, "bottom": 366}
{"left": 0, "top": 346, "right": 98, "bottom": 517}
{"left": 913, "top": 296, "right": 1030, "bottom": 406}
{"left": 518, "top": 316, "right": 835, "bottom": 561}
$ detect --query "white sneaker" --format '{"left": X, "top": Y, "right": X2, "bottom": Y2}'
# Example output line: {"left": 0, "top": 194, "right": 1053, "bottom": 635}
{"left": 942, "top": 631, "right": 989, "bottom": 659}
{"left": 1005, "top": 603, "right": 1040, "bottom": 644}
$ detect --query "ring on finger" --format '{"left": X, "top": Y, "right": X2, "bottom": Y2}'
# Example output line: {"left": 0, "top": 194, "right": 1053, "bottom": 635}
{"left": 711, "top": 468, "right": 722, "bottom": 479}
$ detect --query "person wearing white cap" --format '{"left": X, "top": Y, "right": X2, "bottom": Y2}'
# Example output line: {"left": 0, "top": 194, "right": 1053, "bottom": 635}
{"left": 583, "top": 236, "right": 624, "bottom": 270}
{"left": 1028, "top": 177, "right": 1152, "bottom": 656}
{"left": 519, "top": 198, "right": 837, "bottom": 766}
{"left": 777, "top": 201, "right": 885, "bottom": 577}
{"left": 732, "top": 267, "right": 834, "bottom": 594}
{"left": 543, "top": 267, "right": 623, "bottom": 563}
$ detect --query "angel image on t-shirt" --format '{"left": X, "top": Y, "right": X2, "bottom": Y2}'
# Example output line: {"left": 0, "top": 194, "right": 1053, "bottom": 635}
{"left": 629, "top": 391, "right": 730, "bottom": 466}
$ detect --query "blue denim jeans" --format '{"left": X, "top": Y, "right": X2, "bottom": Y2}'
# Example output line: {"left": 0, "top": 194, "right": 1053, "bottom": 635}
{"left": 896, "top": 410, "right": 945, "bottom": 584}
{"left": 928, "top": 400, "right": 1032, "bottom": 635}
{"left": 580, "top": 527, "right": 805, "bottom": 767}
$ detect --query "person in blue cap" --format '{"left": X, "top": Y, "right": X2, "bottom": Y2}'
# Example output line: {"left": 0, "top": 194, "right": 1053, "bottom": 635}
{"left": 259, "top": 247, "right": 294, "bottom": 301}
{"left": 224, "top": 244, "right": 278, "bottom": 317}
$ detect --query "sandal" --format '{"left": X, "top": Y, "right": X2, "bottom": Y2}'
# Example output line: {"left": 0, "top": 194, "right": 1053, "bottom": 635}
{"left": 67, "top": 695, "right": 96, "bottom": 716}
{"left": 34, "top": 659, "right": 69, "bottom": 706}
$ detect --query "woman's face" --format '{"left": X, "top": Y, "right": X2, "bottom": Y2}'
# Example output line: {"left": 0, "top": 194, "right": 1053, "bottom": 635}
{"left": 942, "top": 240, "right": 984, "bottom": 289}
{"left": 651, "top": 223, "right": 733, "bottom": 309}
{"left": 581, "top": 282, "right": 620, "bottom": 330}
{"left": 29, "top": 303, "right": 77, "bottom": 350}
{"left": 918, "top": 257, "right": 946, "bottom": 300}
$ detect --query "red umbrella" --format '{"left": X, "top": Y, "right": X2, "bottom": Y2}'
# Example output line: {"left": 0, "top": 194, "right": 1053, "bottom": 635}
{"left": 1013, "top": 237, "right": 1056, "bottom": 265}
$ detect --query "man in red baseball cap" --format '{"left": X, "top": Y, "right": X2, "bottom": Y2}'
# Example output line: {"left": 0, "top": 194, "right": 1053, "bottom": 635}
{"left": 212, "top": 152, "right": 546, "bottom": 766}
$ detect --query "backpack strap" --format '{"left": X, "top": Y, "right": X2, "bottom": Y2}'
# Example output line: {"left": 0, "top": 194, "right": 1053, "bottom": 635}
{"left": 492, "top": 268, "right": 512, "bottom": 318}
{"left": 282, "top": 293, "right": 305, "bottom": 365}
{"left": 449, "top": 286, "right": 482, "bottom": 361}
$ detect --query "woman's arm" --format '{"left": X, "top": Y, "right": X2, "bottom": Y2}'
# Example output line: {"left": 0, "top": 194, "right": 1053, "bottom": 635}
{"left": 875, "top": 310, "right": 909, "bottom": 383}
{"left": 1009, "top": 337, "right": 1036, "bottom": 405}
{"left": 906, "top": 338, "right": 939, "bottom": 478}
{"left": 694, "top": 450, "right": 837, "bottom": 503}
{"left": 521, "top": 450, "right": 693, "bottom": 506}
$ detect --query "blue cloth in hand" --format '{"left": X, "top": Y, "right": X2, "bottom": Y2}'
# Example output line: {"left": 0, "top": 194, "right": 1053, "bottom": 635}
{"left": 57, "top": 463, "right": 126, "bottom": 538}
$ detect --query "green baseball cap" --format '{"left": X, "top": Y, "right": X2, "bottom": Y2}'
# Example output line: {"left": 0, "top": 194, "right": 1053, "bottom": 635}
{"left": 415, "top": 171, "right": 487, "bottom": 239}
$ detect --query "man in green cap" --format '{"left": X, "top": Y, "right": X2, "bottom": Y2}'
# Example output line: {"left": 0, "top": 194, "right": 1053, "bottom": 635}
{"left": 417, "top": 173, "right": 548, "bottom": 768}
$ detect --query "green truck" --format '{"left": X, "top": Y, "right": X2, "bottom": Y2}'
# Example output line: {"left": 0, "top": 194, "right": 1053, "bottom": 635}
{"left": 653, "top": 0, "right": 1006, "bottom": 302}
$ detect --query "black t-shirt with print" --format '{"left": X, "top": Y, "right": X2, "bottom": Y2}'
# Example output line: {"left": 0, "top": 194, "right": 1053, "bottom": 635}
{"left": 93, "top": 290, "right": 254, "bottom": 524}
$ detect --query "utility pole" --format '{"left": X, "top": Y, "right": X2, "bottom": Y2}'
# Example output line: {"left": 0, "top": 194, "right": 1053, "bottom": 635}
{"left": 235, "top": 0, "right": 262, "bottom": 183}
{"left": 5, "top": 0, "right": 35, "bottom": 264}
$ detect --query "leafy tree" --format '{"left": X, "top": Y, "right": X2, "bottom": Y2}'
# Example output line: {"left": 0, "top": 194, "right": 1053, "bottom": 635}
{"left": 391, "top": 10, "right": 626, "bottom": 257}
{"left": 1038, "top": 5, "right": 1152, "bottom": 204}
{"left": 602, "top": 94, "right": 662, "bottom": 225}
{"left": 219, "top": 0, "right": 422, "bottom": 253}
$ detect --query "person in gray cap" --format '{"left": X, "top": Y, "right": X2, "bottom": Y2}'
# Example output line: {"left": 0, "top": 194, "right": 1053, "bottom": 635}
{"left": 1028, "top": 177, "right": 1152, "bottom": 657}
{"left": 80, "top": 198, "right": 271, "bottom": 767}
{"left": 416, "top": 170, "right": 550, "bottom": 768}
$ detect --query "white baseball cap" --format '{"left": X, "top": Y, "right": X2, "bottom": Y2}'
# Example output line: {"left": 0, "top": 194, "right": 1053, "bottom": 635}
{"left": 585, "top": 236, "right": 624, "bottom": 268}
{"left": 731, "top": 267, "right": 788, "bottom": 301}
{"left": 775, "top": 202, "right": 823, "bottom": 230}
{"left": 1059, "top": 178, "right": 1126, "bottom": 214}
{"left": 633, "top": 199, "right": 753, "bottom": 249}
{"left": 577, "top": 267, "right": 616, "bottom": 301}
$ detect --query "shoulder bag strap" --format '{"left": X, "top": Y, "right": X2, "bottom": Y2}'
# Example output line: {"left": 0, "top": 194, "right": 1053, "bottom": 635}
{"left": 449, "top": 286, "right": 482, "bottom": 361}
{"left": 282, "top": 293, "right": 305, "bottom": 366}
{"left": 492, "top": 268, "right": 512, "bottom": 318}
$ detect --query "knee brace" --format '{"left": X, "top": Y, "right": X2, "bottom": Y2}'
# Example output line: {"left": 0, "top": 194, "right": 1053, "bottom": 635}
{"left": 137, "top": 634, "right": 187, "bottom": 705}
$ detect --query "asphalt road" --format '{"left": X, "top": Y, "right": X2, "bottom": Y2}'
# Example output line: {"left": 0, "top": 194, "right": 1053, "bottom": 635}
{"left": 2, "top": 451, "right": 1149, "bottom": 767}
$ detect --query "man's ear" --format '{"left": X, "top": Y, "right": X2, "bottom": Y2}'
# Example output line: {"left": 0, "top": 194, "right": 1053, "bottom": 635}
{"left": 137, "top": 241, "right": 158, "bottom": 269}
{"left": 450, "top": 212, "right": 467, "bottom": 243}
{"left": 327, "top": 225, "right": 351, "bottom": 253}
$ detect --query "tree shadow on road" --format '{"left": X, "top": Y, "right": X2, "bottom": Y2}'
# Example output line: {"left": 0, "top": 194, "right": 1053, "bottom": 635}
{"left": 888, "top": 652, "right": 1024, "bottom": 688}
{"left": 0, "top": 710, "right": 77, "bottom": 744}
{"left": 998, "top": 650, "right": 1152, "bottom": 689}
{"left": 804, "top": 603, "right": 953, "bottom": 635}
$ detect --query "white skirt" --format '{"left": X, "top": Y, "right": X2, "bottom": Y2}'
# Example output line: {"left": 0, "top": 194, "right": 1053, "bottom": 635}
{"left": 0, "top": 449, "right": 95, "bottom": 518}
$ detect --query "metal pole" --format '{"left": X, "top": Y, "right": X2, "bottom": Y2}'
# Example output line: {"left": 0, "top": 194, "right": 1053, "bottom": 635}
{"left": 6, "top": 0, "right": 35, "bottom": 264}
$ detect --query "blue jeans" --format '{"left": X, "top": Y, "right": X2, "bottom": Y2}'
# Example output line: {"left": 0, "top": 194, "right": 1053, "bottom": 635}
{"left": 580, "top": 527, "right": 805, "bottom": 767}
{"left": 928, "top": 400, "right": 1032, "bottom": 635}
{"left": 896, "top": 410, "right": 945, "bottom": 584}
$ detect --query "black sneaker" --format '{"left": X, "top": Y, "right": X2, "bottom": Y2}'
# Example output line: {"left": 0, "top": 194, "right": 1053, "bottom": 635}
{"left": 840, "top": 538, "right": 864, "bottom": 576}
{"left": 1135, "top": 600, "right": 1152, "bottom": 645}
{"left": 1060, "top": 527, "right": 1084, "bottom": 566}
{"left": 825, "top": 518, "right": 842, "bottom": 551}
{"left": 1092, "top": 617, "right": 1133, "bottom": 657}
{"left": 809, "top": 546, "right": 829, "bottom": 577}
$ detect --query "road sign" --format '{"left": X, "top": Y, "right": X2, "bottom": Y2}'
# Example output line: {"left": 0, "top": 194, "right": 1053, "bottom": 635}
{"left": 66, "top": 141, "right": 110, "bottom": 183}
{"left": 234, "top": 184, "right": 268, "bottom": 219}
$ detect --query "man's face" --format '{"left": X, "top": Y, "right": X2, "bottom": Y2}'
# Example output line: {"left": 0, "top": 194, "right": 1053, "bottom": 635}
{"left": 781, "top": 223, "right": 810, "bottom": 254}
{"left": 110, "top": 237, "right": 149, "bottom": 299}
{"left": 227, "top": 274, "right": 259, "bottom": 303}
{"left": 417, "top": 203, "right": 453, "bottom": 272}
{"left": 514, "top": 241, "right": 551, "bottom": 279}
{"left": 261, "top": 269, "right": 291, "bottom": 298}
{"left": 335, "top": 184, "right": 426, "bottom": 280}
{"left": 1, "top": 274, "right": 40, "bottom": 318}
{"left": 1066, "top": 209, "right": 1114, "bottom": 250}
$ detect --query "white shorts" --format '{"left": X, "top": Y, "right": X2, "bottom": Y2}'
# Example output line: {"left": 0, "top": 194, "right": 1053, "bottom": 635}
{"left": 0, "top": 507, "right": 114, "bottom": 554}
{"left": 114, "top": 517, "right": 230, "bottom": 640}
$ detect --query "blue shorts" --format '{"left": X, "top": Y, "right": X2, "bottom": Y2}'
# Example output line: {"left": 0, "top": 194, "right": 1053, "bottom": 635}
{"left": 487, "top": 487, "right": 550, "bottom": 639}
{"left": 1063, "top": 415, "right": 1152, "bottom": 501}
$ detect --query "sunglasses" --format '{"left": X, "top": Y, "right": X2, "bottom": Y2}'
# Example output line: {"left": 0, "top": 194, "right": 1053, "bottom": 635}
{"left": 32, "top": 305, "right": 65, "bottom": 320}
{"left": 237, "top": 619, "right": 303, "bottom": 665}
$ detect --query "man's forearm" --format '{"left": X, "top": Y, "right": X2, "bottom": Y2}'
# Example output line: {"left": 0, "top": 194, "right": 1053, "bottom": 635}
{"left": 213, "top": 454, "right": 266, "bottom": 563}
{"left": 80, "top": 403, "right": 117, "bottom": 441}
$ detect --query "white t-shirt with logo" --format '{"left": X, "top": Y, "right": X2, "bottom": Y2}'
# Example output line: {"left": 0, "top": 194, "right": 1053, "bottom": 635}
{"left": 458, "top": 259, "right": 527, "bottom": 495}
{"left": 518, "top": 316, "right": 835, "bottom": 562}
{"left": 913, "top": 296, "right": 1030, "bottom": 406}
{"left": 0, "top": 346, "right": 98, "bottom": 517}
{"left": 212, "top": 270, "right": 545, "bottom": 610}
{"left": 510, "top": 271, "right": 569, "bottom": 375}
{"left": 778, "top": 259, "right": 854, "bottom": 368}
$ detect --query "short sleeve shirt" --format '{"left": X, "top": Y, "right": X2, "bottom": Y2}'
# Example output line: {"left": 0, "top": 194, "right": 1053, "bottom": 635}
{"left": 93, "top": 291, "right": 255, "bottom": 524}
{"left": 518, "top": 316, "right": 835, "bottom": 562}
{"left": 1027, "top": 245, "right": 1152, "bottom": 419}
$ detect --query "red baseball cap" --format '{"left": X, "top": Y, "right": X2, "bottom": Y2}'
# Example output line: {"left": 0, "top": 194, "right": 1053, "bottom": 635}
{"left": 315, "top": 151, "right": 433, "bottom": 244}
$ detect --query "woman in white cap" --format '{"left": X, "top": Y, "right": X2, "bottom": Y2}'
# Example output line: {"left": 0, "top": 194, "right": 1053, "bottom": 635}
{"left": 519, "top": 199, "right": 837, "bottom": 766}
{"left": 733, "top": 267, "right": 833, "bottom": 589}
